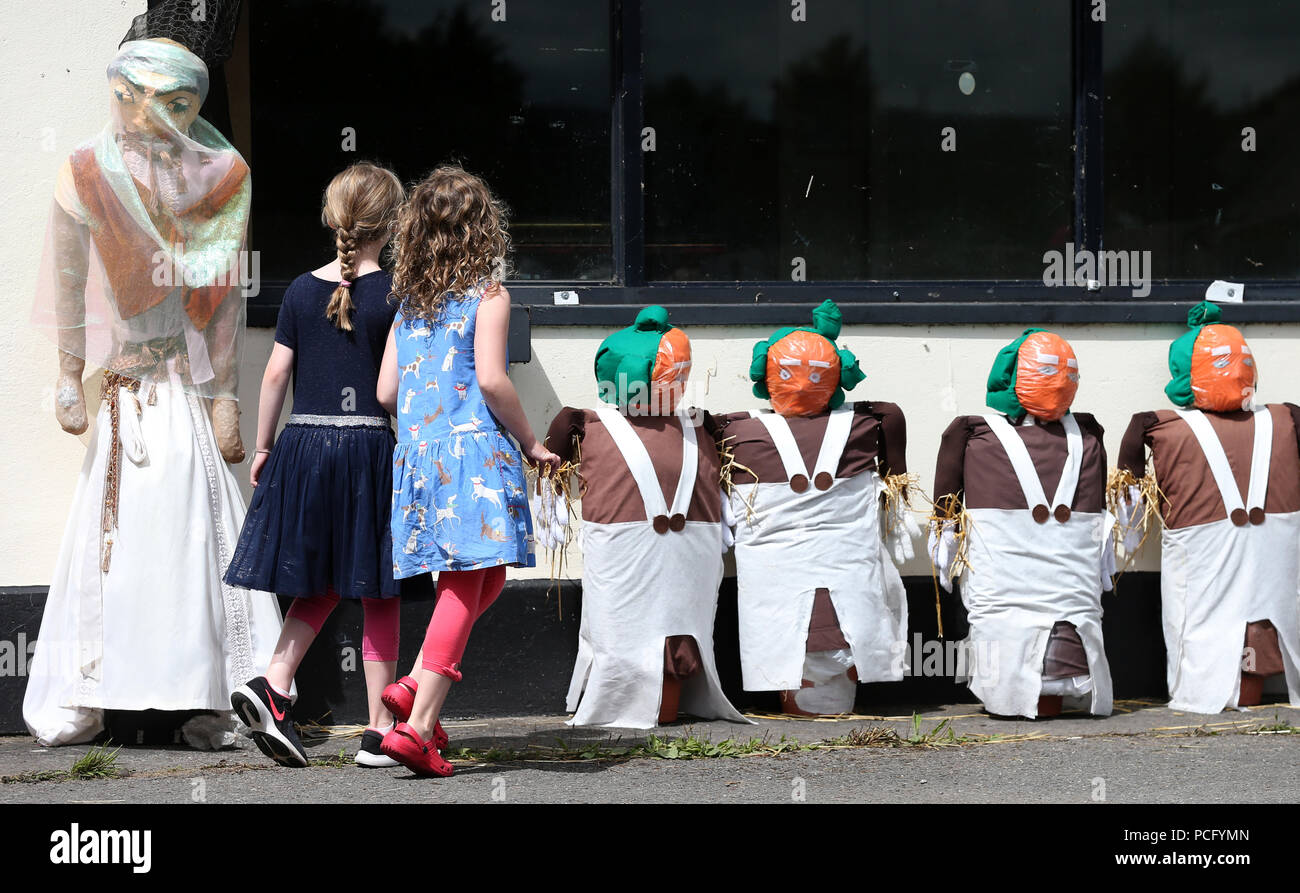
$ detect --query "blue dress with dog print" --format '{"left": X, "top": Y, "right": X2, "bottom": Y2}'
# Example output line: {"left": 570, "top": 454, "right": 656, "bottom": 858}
{"left": 390, "top": 289, "right": 535, "bottom": 576}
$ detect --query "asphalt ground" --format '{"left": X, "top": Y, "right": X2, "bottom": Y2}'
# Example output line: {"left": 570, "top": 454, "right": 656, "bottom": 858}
{"left": 1, "top": 699, "right": 1296, "bottom": 805}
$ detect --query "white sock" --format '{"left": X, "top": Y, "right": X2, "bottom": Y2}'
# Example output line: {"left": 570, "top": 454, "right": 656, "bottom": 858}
{"left": 268, "top": 680, "right": 292, "bottom": 698}
{"left": 372, "top": 721, "right": 395, "bottom": 735}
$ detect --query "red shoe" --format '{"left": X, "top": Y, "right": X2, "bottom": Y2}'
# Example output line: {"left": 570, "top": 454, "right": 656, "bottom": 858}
{"left": 381, "top": 676, "right": 417, "bottom": 722}
{"left": 381, "top": 676, "right": 449, "bottom": 750}
{"left": 380, "top": 723, "right": 454, "bottom": 778}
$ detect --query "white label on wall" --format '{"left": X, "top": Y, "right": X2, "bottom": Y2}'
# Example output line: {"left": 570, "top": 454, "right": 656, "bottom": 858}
{"left": 1206, "top": 280, "right": 1244, "bottom": 303}
{"left": 553, "top": 291, "right": 580, "bottom": 305}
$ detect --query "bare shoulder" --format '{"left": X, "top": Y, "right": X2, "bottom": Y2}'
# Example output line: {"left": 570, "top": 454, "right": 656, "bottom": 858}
{"left": 481, "top": 282, "right": 511, "bottom": 304}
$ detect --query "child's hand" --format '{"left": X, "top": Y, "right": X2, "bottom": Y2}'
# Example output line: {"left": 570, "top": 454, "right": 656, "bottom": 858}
{"left": 524, "top": 440, "right": 562, "bottom": 474}
{"left": 250, "top": 450, "right": 271, "bottom": 487}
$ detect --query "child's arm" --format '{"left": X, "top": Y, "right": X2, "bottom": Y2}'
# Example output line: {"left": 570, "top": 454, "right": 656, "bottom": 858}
{"left": 377, "top": 320, "right": 399, "bottom": 416}
{"left": 251, "top": 343, "right": 293, "bottom": 487}
{"left": 475, "top": 285, "right": 560, "bottom": 470}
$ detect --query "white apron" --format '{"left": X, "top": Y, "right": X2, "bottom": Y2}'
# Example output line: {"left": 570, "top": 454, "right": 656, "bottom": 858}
{"left": 729, "top": 408, "right": 907, "bottom": 691}
{"left": 566, "top": 406, "right": 749, "bottom": 728}
{"left": 23, "top": 365, "right": 284, "bottom": 746}
{"left": 1160, "top": 408, "right": 1300, "bottom": 713}
{"left": 959, "top": 413, "right": 1113, "bottom": 718}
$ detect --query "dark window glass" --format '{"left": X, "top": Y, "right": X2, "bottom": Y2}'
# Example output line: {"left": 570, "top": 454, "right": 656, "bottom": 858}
{"left": 1105, "top": 1, "right": 1300, "bottom": 280}
{"left": 248, "top": 0, "right": 612, "bottom": 283}
{"left": 642, "top": 0, "right": 1072, "bottom": 281}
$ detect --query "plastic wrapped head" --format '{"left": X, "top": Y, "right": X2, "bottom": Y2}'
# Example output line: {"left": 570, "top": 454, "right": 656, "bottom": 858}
{"left": 1165, "top": 301, "right": 1256, "bottom": 411}
{"left": 986, "top": 329, "right": 1080, "bottom": 421}
{"left": 30, "top": 37, "right": 252, "bottom": 399}
{"left": 750, "top": 300, "right": 865, "bottom": 417}
{"left": 594, "top": 306, "right": 692, "bottom": 414}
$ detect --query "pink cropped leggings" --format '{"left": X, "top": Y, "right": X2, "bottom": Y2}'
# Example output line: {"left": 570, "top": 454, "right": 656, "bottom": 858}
{"left": 419, "top": 566, "right": 506, "bottom": 681}
{"left": 285, "top": 591, "right": 400, "bottom": 662}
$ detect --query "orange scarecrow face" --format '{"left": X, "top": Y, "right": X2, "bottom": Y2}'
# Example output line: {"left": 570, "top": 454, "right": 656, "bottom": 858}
{"left": 765, "top": 330, "right": 841, "bottom": 417}
{"left": 1014, "top": 331, "right": 1079, "bottom": 422}
{"left": 1190, "top": 324, "right": 1256, "bottom": 412}
{"left": 647, "top": 327, "right": 692, "bottom": 414}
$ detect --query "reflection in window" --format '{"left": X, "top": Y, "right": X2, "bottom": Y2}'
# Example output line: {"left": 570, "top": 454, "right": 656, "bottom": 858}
{"left": 1105, "top": 1, "right": 1300, "bottom": 280}
{"left": 249, "top": 0, "right": 611, "bottom": 282}
{"left": 643, "top": 0, "right": 1072, "bottom": 281}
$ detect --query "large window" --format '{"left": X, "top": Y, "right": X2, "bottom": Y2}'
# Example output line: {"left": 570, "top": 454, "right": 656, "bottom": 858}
{"left": 645, "top": 0, "right": 1072, "bottom": 281}
{"left": 238, "top": 1, "right": 1300, "bottom": 323}
{"left": 248, "top": 0, "right": 611, "bottom": 283}
{"left": 1104, "top": 0, "right": 1300, "bottom": 280}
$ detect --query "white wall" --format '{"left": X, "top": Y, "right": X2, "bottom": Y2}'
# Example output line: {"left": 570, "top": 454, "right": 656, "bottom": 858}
{"left": 521, "top": 321, "right": 1300, "bottom": 580}
{"left": 0, "top": 2, "right": 150, "bottom": 586}
{"left": 3, "top": 2, "right": 1297, "bottom": 586}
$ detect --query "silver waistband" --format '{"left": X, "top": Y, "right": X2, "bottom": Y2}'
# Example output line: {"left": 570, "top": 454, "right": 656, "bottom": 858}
{"left": 288, "top": 413, "right": 391, "bottom": 428}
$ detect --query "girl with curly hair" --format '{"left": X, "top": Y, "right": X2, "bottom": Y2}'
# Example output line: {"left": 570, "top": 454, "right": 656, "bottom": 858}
{"left": 376, "top": 165, "right": 559, "bottom": 776}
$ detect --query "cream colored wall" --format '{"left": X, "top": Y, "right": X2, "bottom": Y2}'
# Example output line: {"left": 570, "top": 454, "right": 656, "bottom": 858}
{"left": 2, "top": 3, "right": 1298, "bottom": 587}
{"left": 0, "top": 2, "right": 149, "bottom": 587}
{"left": 519, "top": 321, "right": 1300, "bottom": 580}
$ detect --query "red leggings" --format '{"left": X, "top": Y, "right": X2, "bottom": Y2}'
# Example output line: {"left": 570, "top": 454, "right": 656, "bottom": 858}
{"left": 285, "top": 591, "right": 401, "bottom": 662}
{"left": 420, "top": 566, "right": 506, "bottom": 681}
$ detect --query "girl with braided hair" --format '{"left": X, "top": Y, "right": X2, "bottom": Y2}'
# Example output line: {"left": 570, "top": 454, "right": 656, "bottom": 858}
{"left": 224, "top": 163, "right": 414, "bottom": 767}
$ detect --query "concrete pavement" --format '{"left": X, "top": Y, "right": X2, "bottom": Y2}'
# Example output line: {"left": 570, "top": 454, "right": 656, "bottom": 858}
{"left": 1, "top": 700, "right": 1295, "bottom": 804}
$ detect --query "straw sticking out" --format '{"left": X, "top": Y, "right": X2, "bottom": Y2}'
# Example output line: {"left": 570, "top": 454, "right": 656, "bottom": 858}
{"left": 1106, "top": 467, "right": 1163, "bottom": 576}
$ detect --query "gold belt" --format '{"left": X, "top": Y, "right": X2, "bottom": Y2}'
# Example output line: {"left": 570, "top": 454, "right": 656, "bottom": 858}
{"left": 99, "top": 370, "right": 145, "bottom": 573}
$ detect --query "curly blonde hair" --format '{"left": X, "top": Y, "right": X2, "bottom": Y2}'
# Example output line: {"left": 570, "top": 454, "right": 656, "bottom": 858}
{"left": 320, "top": 162, "right": 405, "bottom": 331}
{"left": 390, "top": 165, "right": 511, "bottom": 322}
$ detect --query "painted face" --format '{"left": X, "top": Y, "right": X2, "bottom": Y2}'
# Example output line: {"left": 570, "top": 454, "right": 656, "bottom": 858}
{"left": 1190, "top": 324, "right": 1256, "bottom": 411}
{"left": 110, "top": 72, "right": 202, "bottom": 137}
{"left": 649, "top": 327, "right": 692, "bottom": 414}
{"left": 1014, "top": 331, "right": 1079, "bottom": 421}
{"left": 766, "top": 330, "right": 841, "bottom": 417}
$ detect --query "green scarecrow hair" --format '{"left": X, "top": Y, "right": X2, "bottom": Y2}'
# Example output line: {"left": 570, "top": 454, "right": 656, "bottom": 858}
{"left": 594, "top": 305, "right": 673, "bottom": 405}
{"left": 748, "top": 299, "right": 864, "bottom": 410}
{"left": 985, "top": 328, "right": 1048, "bottom": 419}
{"left": 1164, "top": 301, "right": 1222, "bottom": 407}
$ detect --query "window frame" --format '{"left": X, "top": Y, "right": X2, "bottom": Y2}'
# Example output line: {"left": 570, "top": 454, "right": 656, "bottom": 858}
{"left": 247, "top": 0, "right": 1300, "bottom": 328}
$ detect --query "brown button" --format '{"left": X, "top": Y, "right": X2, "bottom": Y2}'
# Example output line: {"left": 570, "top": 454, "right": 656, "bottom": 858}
{"left": 1249, "top": 507, "right": 1266, "bottom": 525}
{"left": 790, "top": 474, "right": 809, "bottom": 493}
{"left": 669, "top": 513, "right": 686, "bottom": 532}
{"left": 1054, "top": 505, "right": 1071, "bottom": 523}
{"left": 652, "top": 515, "right": 670, "bottom": 534}
{"left": 813, "top": 472, "right": 834, "bottom": 491}
{"left": 1230, "top": 508, "right": 1249, "bottom": 527}
{"left": 1032, "top": 504, "right": 1050, "bottom": 524}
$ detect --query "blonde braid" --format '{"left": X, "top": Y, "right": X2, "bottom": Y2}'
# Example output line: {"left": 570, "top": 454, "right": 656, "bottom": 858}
{"left": 319, "top": 162, "right": 406, "bottom": 332}
{"left": 328, "top": 225, "right": 358, "bottom": 331}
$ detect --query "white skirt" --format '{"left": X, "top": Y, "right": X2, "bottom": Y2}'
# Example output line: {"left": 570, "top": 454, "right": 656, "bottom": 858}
{"left": 23, "top": 372, "right": 284, "bottom": 746}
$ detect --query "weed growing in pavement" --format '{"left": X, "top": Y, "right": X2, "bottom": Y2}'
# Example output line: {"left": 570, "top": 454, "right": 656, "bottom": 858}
{"left": 69, "top": 744, "right": 123, "bottom": 779}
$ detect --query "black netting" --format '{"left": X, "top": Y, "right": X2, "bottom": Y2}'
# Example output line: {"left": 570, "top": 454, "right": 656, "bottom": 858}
{"left": 121, "top": 0, "right": 243, "bottom": 68}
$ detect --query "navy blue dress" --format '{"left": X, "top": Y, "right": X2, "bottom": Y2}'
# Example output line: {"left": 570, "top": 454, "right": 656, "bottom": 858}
{"left": 226, "top": 270, "right": 408, "bottom": 598}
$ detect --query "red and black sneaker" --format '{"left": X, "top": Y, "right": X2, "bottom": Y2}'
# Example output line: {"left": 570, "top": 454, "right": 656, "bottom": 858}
{"left": 380, "top": 723, "right": 454, "bottom": 777}
{"left": 381, "top": 676, "right": 449, "bottom": 751}
{"left": 231, "top": 677, "right": 308, "bottom": 767}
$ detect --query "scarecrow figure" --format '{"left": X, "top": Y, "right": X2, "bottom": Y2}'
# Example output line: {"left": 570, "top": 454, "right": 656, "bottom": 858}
{"left": 23, "top": 2, "right": 284, "bottom": 746}
{"left": 1115, "top": 301, "right": 1300, "bottom": 712}
{"left": 932, "top": 329, "right": 1114, "bottom": 719}
{"left": 716, "top": 300, "right": 913, "bottom": 716}
{"left": 541, "top": 306, "right": 748, "bottom": 728}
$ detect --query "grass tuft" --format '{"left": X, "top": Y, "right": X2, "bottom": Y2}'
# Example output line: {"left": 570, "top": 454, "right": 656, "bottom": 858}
{"left": 68, "top": 744, "right": 123, "bottom": 779}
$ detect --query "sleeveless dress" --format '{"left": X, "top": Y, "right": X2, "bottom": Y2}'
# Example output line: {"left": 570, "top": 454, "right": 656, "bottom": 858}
{"left": 391, "top": 290, "right": 535, "bottom": 576}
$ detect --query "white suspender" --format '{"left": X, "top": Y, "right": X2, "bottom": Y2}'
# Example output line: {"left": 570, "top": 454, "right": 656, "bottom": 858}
{"left": 982, "top": 413, "right": 1083, "bottom": 520}
{"left": 595, "top": 405, "right": 698, "bottom": 523}
{"left": 1174, "top": 407, "right": 1272, "bottom": 524}
{"left": 750, "top": 407, "right": 855, "bottom": 489}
